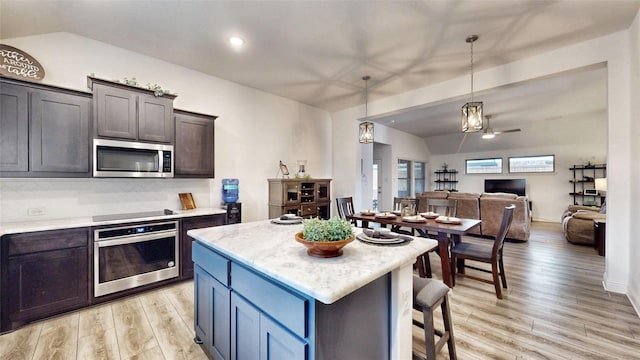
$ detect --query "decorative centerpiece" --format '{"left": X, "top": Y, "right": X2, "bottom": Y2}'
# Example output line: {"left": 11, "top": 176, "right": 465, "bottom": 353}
{"left": 295, "top": 217, "right": 354, "bottom": 258}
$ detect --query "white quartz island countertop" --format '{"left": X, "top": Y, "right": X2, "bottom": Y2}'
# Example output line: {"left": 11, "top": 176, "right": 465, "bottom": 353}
{"left": 188, "top": 220, "right": 438, "bottom": 304}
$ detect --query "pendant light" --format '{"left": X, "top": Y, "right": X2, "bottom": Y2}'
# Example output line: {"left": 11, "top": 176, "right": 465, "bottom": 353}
{"left": 461, "top": 35, "right": 483, "bottom": 133}
{"left": 359, "top": 75, "right": 374, "bottom": 144}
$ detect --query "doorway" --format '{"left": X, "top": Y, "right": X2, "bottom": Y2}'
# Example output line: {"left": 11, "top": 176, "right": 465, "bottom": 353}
{"left": 372, "top": 160, "right": 381, "bottom": 211}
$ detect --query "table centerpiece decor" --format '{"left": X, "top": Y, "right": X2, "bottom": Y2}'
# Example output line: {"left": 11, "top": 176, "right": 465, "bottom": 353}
{"left": 295, "top": 217, "right": 354, "bottom": 258}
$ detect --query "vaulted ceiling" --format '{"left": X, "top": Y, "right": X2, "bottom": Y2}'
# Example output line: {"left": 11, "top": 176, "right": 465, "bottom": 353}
{"left": 1, "top": 0, "right": 638, "bottom": 151}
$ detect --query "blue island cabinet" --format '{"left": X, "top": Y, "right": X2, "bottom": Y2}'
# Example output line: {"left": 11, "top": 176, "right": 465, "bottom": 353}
{"left": 193, "top": 241, "right": 312, "bottom": 360}
{"left": 194, "top": 263, "right": 231, "bottom": 359}
{"left": 192, "top": 241, "right": 390, "bottom": 360}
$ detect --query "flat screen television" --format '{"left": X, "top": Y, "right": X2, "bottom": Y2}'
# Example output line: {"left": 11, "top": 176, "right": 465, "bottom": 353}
{"left": 484, "top": 179, "right": 526, "bottom": 196}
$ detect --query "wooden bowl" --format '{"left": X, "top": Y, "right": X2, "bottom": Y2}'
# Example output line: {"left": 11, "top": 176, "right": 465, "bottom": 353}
{"left": 295, "top": 232, "right": 354, "bottom": 258}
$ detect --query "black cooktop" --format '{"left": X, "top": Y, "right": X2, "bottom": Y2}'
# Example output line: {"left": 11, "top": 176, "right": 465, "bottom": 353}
{"left": 92, "top": 209, "right": 173, "bottom": 222}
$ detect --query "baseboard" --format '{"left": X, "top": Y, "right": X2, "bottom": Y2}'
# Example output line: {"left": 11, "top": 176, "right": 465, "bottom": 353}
{"left": 627, "top": 285, "right": 640, "bottom": 318}
{"left": 602, "top": 278, "right": 627, "bottom": 294}
{"left": 531, "top": 218, "right": 561, "bottom": 223}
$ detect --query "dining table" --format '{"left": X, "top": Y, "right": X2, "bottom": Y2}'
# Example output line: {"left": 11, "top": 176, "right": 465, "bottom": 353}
{"left": 348, "top": 212, "right": 482, "bottom": 287}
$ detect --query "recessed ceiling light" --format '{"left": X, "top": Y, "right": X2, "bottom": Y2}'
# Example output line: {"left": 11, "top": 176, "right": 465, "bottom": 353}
{"left": 229, "top": 36, "right": 245, "bottom": 48}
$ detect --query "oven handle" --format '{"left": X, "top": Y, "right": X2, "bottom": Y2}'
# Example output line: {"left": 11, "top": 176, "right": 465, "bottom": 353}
{"left": 95, "top": 231, "right": 177, "bottom": 247}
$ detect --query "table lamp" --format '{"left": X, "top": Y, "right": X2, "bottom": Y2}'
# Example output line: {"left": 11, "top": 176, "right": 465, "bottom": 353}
{"left": 595, "top": 178, "right": 607, "bottom": 207}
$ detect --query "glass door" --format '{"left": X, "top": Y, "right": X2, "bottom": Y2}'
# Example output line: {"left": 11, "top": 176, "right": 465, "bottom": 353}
{"left": 283, "top": 182, "right": 299, "bottom": 205}
{"left": 316, "top": 181, "right": 330, "bottom": 202}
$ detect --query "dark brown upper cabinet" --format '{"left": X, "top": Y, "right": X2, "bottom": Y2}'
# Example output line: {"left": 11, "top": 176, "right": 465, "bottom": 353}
{"left": 0, "top": 77, "right": 91, "bottom": 177}
{"left": 88, "top": 77, "right": 176, "bottom": 144}
{"left": 30, "top": 90, "right": 91, "bottom": 173}
{"left": 174, "top": 109, "right": 216, "bottom": 178}
{"left": 0, "top": 82, "right": 29, "bottom": 172}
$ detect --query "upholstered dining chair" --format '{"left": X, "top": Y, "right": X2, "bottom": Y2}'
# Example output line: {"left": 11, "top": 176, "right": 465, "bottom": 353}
{"left": 413, "top": 276, "right": 457, "bottom": 360}
{"left": 450, "top": 205, "right": 515, "bottom": 299}
{"left": 417, "top": 198, "right": 458, "bottom": 278}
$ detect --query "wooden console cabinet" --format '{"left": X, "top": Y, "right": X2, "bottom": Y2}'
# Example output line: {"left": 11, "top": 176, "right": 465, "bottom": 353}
{"left": 268, "top": 179, "right": 331, "bottom": 219}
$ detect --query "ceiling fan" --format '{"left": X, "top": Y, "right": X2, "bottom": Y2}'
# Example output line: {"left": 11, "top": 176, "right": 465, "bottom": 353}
{"left": 481, "top": 115, "right": 521, "bottom": 139}
{"left": 456, "top": 114, "right": 523, "bottom": 152}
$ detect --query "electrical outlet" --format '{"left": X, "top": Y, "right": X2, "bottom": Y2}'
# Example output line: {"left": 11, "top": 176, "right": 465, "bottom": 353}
{"left": 27, "top": 207, "right": 46, "bottom": 216}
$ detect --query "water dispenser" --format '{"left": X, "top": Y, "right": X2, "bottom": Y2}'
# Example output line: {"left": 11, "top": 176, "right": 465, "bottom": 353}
{"left": 222, "top": 178, "right": 239, "bottom": 203}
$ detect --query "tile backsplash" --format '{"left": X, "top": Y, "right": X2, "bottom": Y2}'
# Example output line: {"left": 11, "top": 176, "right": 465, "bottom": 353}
{"left": 0, "top": 178, "right": 213, "bottom": 223}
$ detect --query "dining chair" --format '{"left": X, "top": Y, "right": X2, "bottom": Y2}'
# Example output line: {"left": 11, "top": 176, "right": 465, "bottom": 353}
{"left": 417, "top": 198, "right": 458, "bottom": 278}
{"left": 426, "top": 198, "right": 458, "bottom": 217}
{"left": 392, "top": 197, "right": 416, "bottom": 235}
{"left": 393, "top": 197, "right": 416, "bottom": 214}
{"left": 336, "top": 197, "right": 356, "bottom": 223}
{"left": 450, "top": 205, "right": 515, "bottom": 299}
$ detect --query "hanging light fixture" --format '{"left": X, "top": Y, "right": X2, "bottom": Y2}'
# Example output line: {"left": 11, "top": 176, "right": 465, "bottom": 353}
{"left": 461, "top": 35, "right": 483, "bottom": 133}
{"left": 359, "top": 75, "right": 374, "bottom": 144}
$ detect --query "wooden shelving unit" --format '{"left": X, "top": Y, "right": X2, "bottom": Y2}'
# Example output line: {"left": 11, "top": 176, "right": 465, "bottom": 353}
{"left": 434, "top": 170, "right": 458, "bottom": 192}
{"left": 569, "top": 164, "right": 606, "bottom": 206}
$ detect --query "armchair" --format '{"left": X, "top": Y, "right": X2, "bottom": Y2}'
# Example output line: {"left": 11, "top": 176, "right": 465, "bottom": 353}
{"left": 562, "top": 205, "right": 605, "bottom": 244}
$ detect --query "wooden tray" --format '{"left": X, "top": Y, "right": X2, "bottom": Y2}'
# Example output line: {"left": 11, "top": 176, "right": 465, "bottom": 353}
{"left": 179, "top": 193, "right": 196, "bottom": 210}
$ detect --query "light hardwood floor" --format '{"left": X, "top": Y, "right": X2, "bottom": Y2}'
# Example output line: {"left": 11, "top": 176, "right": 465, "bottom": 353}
{"left": 1, "top": 222, "right": 639, "bottom": 360}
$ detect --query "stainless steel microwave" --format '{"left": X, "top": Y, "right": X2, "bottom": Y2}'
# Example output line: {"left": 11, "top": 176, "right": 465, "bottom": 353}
{"left": 93, "top": 139, "right": 173, "bottom": 178}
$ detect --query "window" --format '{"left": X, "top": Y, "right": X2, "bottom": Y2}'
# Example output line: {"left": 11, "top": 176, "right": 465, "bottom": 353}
{"left": 414, "top": 161, "right": 426, "bottom": 194}
{"left": 509, "top": 155, "right": 555, "bottom": 173}
{"left": 466, "top": 158, "right": 503, "bottom": 174}
{"left": 397, "top": 159, "right": 425, "bottom": 197}
{"left": 397, "top": 159, "right": 411, "bottom": 198}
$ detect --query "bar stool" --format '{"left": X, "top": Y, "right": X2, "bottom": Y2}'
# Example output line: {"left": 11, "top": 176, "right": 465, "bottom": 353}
{"left": 413, "top": 276, "right": 457, "bottom": 360}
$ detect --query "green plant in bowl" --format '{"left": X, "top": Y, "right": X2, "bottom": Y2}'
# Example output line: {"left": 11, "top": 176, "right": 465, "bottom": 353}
{"left": 302, "top": 217, "right": 353, "bottom": 241}
{"left": 296, "top": 217, "right": 355, "bottom": 258}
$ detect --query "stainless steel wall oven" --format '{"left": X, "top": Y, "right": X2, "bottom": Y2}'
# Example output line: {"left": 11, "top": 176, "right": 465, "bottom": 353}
{"left": 94, "top": 221, "right": 179, "bottom": 297}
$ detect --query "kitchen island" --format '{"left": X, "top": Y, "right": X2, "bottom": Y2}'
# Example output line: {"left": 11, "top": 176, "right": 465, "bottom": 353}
{"left": 188, "top": 220, "right": 437, "bottom": 360}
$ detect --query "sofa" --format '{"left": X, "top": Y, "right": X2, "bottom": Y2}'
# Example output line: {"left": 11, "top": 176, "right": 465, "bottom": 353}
{"left": 447, "top": 192, "right": 482, "bottom": 236}
{"left": 561, "top": 205, "right": 605, "bottom": 244}
{"left": 416, "top": 191, "right": 531, "bottom": 241}
{"left": 479, "top": 192, "right": 531, "bottom": 241}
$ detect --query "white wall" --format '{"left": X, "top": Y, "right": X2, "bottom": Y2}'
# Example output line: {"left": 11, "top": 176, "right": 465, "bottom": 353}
{"left": 627, "top": 9, "right": 640, "bottom": 315}
{"left": 0, "top": 32, "right": 332, "bottom": 223}
{"left": 331, "top": 108, "right": 431, "bottom": 214}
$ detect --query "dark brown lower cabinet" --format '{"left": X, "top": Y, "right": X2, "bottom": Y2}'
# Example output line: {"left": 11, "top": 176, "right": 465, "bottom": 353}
{"left": 1, "top": 228, "right": 89, "bottom": 332}
{"left": 181, "top": 214, "right": 226, "bottom": 279}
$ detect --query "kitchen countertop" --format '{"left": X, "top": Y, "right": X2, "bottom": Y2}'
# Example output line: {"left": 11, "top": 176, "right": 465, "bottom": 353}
{"left": 188, "top": 220, "right": 437, "bottom": 304}
{"left": 0, "top": 207, "right": 227, "bottom": 236}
